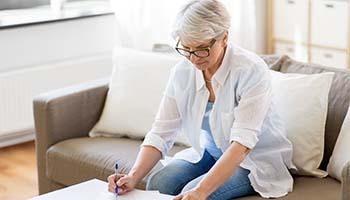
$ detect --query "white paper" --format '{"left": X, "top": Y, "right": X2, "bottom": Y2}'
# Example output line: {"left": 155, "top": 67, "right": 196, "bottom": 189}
{"left": 31, "top": 179, "right": 174, "bottom": 200}
{"left": 96, "top": 189, "right": 174, "bottom": 200}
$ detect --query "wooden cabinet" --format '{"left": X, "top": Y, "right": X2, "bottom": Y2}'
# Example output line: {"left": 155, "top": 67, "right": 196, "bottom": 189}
{"left": 311, "top": 47, "right": 348, "bottom": 69}
{"left": 311, "top": 0, "right": 348, "bottom": 49}
{"left": 274, "top": 42, "right": 308, "bottom": 63}
{"left": 273, "top": 0, "right": 309, "bottom": 43}
{"left": 268, "top": 0, "right": 350, "bottom": 69}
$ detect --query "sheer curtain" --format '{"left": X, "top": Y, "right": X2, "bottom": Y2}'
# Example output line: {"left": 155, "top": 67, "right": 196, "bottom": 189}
{"left": 223, "top": 0, "right": 267, "bottom": 53}
{"left": 111, "top": 0, "right": 266, "bottom": 53}
{"left": 111, "top": 0, "right": 187, "bottom": 50}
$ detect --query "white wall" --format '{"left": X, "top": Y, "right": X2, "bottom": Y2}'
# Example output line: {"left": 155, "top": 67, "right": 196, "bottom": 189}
{"left": 0, "top": 14, "right": 117, "bottom": 147}
{"left": 0, "top": 14, "right": 117, "bottom": 72}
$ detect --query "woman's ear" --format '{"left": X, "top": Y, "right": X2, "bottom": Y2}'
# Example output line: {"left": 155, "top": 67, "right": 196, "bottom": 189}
{"left": 222, "top": 31, "right": 229, "bottom": 46}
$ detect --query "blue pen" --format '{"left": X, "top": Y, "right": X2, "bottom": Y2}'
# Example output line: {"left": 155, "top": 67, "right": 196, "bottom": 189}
{"left": 114, "top": 163, "right": 119, "bottom": 197}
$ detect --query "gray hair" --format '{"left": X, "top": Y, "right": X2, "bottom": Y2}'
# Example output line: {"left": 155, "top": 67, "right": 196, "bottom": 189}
{"left": 172, "top": 0, "right": 231, "bottom": 44}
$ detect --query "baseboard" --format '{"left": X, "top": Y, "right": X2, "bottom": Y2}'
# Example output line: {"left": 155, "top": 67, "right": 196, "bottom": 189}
{"left": 0, "top": 128, "right": 35, "bottom": 148}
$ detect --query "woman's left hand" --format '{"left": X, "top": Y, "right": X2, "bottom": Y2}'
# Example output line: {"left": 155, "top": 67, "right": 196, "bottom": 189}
{"left": 173, "top": 187, "right": 209, "bottom": 200}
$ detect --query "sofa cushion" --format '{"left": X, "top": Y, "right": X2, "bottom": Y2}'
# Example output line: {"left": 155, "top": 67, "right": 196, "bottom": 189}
{"left": 270, "top": 71, "right": 334, "bottom": 177}
{"left": 279, "top": 59, "right": 350, "bottom": 170}
{"left": 46, "top": 137, "right": 187, "bottom": 189}
{"left": 89, "top": 47, "right": 191, "bottom": 146}
{"left": 328, "top": 105, "right": 350, "bottom": 181}
{"left": 47, "top": 137, "right": 341, "bottom": 199}
{"left": 260, "top": 54, "right": 289, "bottom": 71}
{"left": 236, "top": 176, "right": 340, "bottom": 200}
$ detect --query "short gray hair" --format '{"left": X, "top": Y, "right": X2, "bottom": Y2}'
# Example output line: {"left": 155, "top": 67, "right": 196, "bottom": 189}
{"left": 172, "top": 0, "right": 231, "bottom": 44}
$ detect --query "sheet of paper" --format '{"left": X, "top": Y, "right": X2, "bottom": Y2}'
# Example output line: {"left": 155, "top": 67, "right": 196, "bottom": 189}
{"left": 96, "top": 189, "right": 174, "bottom": 200}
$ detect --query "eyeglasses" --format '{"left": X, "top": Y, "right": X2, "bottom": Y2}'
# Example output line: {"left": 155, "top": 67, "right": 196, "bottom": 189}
{"left": 175, "top": 39, "right": 216, "bottom": 58}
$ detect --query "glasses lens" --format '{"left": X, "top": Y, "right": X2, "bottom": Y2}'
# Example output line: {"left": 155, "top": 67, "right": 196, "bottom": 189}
{"left": 194, "top": 50, "right": 209, "bottom": 58}
{"left": 176, "top": 49, "right": 191, "bottom": 57}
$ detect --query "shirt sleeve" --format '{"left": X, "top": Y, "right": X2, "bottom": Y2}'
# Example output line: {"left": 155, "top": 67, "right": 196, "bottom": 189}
{"left": 229, "top": 64, "right": 272, "bottom": 149}
{"left": 141, "top": 68, "right": 181, "bottom": 159}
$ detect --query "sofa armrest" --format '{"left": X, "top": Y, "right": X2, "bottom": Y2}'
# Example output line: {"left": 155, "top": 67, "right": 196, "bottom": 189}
{"left": 342, "top": 161, "right": 350, "bottom": 200}
{"left": 33, "top": 78, "right": 109, "bottom": 194}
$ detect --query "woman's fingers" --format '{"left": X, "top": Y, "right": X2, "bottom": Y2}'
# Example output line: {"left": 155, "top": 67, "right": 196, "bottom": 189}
{"left": 107, "top": 182, "right": 114, "bottom": 191}
{"left": 117, "top": 185, "right": 130, "bottom": 195}
{"left": 116, "top": 176, "right": 133, "bottom": 195}
{"left": 116, "top": 174, "right": 126, "bottom": 180}
{"left": 107, "top": 173, "right": 137, "bottom": 195}
{"left": 107, "top": 174, "right": 115, "bottom": 184}
{"left": 173, "top": 194, "right": 183, "bottom": 200}
{"left": 182, "top": 196, "right": 191, "bottom": 200}
{"left": 107, "top": 173, "right": 128, "bottom": 193}
{"left": 108, "top": 182, "right": 127, "bottom": 194}
{"left": 107, "top": 174, "right": 116, "bottom": 192}
{"left": 108, "top": 184, "right": 115, "bottom": 193}
{"left": 108, "top": 173, "right": 125, "bottom": 182}
{"left": 116, "top": 176, "right": 128, "bottom": 187}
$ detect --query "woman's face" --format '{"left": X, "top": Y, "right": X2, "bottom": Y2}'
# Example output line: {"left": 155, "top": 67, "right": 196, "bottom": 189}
{"left": 179, "top": 33, "right": 228, "bottom": 71}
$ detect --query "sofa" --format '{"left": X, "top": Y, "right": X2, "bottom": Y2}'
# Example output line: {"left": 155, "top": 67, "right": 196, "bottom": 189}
{"left": 34, "top": 55, "right": 350, "bottom": 199}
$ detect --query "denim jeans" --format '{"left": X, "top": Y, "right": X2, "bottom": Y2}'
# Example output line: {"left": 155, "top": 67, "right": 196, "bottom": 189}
{"left": 146, "top": 150, "right": 256, "bottom": 200}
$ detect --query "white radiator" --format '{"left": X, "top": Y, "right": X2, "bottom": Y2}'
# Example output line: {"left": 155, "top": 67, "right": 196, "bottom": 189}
{"left": 0, "top": 53, "right": 113, "bottom": 148}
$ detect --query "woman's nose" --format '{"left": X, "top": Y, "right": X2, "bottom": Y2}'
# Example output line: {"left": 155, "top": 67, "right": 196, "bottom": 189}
{"left": 189, "top": 54, "right": 200, "bottom": 63}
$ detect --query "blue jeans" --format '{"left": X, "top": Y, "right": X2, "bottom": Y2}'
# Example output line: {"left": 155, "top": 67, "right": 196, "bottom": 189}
{"left": 146, "top": 150, "right": 256, "bottom": 200}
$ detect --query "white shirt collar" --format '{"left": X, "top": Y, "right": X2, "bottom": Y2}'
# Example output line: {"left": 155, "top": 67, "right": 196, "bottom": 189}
{"left": 195, "top": 43, "right": 233, "bottom": 91}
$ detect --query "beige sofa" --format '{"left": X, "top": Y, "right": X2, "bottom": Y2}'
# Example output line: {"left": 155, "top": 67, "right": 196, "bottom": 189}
{"left": 34, "top": 55, "right": 350, "bottom": 199}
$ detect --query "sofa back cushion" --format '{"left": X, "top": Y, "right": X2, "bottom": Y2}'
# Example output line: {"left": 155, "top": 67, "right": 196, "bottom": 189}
{"left": 327, "top": 105, "right": 350, "bottom": 181}
{"left": 277, "top": 59, "right": 350, "bottom": 170}
{"left": 271, "top": 71, "right": 334, "bottom": 177}
{"left": 89, "top": 47, "right": 191, "bottom": 146}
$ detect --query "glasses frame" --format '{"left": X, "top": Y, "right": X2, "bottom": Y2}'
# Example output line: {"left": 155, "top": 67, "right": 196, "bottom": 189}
{"left": 175, "top": 39, "right": 216, "bottom": 58}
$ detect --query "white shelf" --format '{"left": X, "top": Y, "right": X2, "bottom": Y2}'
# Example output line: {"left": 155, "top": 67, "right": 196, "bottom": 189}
{"left": 0, "top": 1, "right": 113, "bottom": 28}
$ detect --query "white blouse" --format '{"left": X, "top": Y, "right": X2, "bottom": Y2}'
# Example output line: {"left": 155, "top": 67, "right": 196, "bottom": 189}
{"left": 141, "top": 43, "right": 296, "bottom": 198}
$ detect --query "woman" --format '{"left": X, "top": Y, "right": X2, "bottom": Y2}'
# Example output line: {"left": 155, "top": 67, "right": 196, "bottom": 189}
{"left": 107, "top": 0, "right": 295, "bottom": 199}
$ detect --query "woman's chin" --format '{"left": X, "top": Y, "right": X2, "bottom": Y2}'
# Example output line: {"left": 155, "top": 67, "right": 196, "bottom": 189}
{"left": 194, "top": 63, "right": 208, "bottom": 70}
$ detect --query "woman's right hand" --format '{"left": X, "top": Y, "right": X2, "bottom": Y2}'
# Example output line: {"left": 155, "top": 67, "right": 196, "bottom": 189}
{"left": 107, "top": 173, "right": 138, "bottom": 195}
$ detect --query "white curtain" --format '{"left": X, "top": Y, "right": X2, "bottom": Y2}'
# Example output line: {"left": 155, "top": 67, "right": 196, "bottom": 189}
{"left": 223, "top": 0, "right": 267, "bottom": 53}
{"left": 111, "top": 0, "right": 266, "bottom": 53}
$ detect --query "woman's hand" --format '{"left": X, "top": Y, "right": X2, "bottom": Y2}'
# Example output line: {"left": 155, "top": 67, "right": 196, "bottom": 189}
{"left": 107, "top": 173, "right": 138, "bottom": 195}
{"left": 173, "top": 187, "right": 209, "bottom": 200}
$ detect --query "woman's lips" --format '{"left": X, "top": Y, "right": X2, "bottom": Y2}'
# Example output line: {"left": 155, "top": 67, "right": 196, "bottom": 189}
{"left": 195, "top": 61, "right": 206, "bottom": 65}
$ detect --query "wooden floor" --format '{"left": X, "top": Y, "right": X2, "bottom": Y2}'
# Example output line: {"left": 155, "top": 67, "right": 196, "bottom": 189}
{"left": 0, "top": 141, "right": 38, "bottom": 200}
